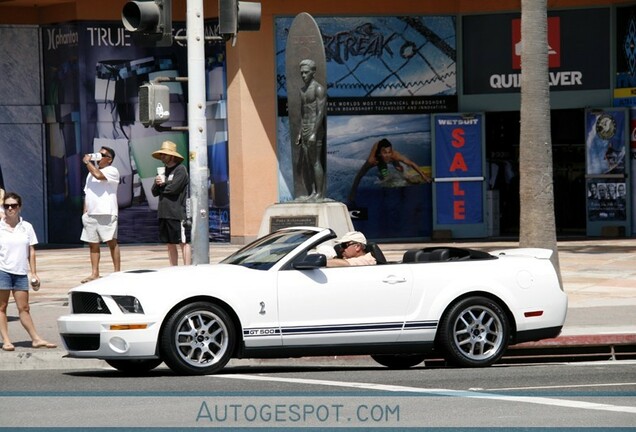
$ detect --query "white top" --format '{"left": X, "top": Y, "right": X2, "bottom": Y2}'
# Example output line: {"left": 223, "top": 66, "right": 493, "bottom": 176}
{"left": 345, "top": 252, "right": 377, "bottom": 266}
{"left": 0, "top": 217, "right": 38, "bottom": 275}
{"left": 84, "top": 165, "right": 120, "bottom": 215}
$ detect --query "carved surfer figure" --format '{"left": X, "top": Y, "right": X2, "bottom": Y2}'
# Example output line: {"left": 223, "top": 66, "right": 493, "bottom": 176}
{"left": 295, "top": 59, "right": 327, "bottom": 200}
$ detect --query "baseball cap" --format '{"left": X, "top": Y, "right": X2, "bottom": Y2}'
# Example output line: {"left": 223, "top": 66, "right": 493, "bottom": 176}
{"left": 337, "top": 231, "right": 367, "bottom": 246}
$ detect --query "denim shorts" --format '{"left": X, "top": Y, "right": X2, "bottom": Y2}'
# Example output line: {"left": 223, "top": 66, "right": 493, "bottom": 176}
{"left": 0, "top": 270, "right": 28, "bottom": 290}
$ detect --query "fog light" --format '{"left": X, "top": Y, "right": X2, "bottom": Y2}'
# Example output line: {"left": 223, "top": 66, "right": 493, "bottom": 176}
{"left": 109, "top": 337, "right": 129, "bottom": 353}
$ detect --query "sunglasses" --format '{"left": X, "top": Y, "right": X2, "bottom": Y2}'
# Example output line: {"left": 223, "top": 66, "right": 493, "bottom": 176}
{"left": 340, "top": 241, "right": 356, "bottom": 249}
{"left": 100, "top": 153, "right": 112, "bottom": 159}
{"left": 3, "top": 203, "right": 19, "bottom": 210}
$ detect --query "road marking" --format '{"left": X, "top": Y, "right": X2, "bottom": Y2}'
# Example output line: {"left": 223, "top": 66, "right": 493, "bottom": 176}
{"left": 215, "top": 374, "right": 636, "bottom": 414}
{"left": 473, "top": 382, "right": 636, "bottom": 392}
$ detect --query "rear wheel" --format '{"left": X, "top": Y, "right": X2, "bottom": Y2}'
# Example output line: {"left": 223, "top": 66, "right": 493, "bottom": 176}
{"left": 160, "top": 302, "right": 236, "bottom": 375}
{"left": 371, "top": 354, "right": 426, "bottom": 369}
{"left": 438, "top": 296, "right": 509, "bottom": 367}
{"left": 105, "top": 358, "right": 162, "bottom": 374}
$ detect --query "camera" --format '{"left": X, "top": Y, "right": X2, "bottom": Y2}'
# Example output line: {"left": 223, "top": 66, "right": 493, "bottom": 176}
{"left": 88, "top": 153, "right": 102, "bottom": 161}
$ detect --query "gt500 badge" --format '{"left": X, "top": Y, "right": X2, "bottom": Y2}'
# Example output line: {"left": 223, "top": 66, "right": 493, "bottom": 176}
{"left": 244, "top": 328, "right": 280, "bottom": 336}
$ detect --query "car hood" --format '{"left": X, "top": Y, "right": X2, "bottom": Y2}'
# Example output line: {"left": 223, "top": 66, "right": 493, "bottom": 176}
{"left": 69, "top": 263, "right": 256, "bottom": 297}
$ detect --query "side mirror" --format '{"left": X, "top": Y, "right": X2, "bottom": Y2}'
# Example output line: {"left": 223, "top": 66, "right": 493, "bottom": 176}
{"left": 293, "top": 254, "right": 327, "bottom": 270}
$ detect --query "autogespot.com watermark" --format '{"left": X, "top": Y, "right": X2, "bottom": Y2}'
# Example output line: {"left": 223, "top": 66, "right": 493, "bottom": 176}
{"left": 196, "top": 400, "right": 400, "bottom": 426}
{"left": 2, "top": 392, "right": 636, "bottom": 428}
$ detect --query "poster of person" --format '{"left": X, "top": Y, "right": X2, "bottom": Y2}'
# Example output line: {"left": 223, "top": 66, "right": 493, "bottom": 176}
{"left": 585, "top": 109, "right": 626, "bottom": 176}
{"left": 616, "top": 5, "right": 636, "bottom": 89}
{"left": 631, "top": 107, "right": 636, "bottom": 234}
{"left": 587, "top": 179, "right": 627, "bottom": 221}
{"left": 275, "top": 15, "right": 457, "bottom": 239}
{"left": 41, "top": 21, "right": 229, "bottom": 244}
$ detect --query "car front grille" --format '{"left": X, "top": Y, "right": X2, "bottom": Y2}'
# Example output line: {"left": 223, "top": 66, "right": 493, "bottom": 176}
{"left": 61, "top": 334, "right": 100, "bottom": 351}
{"left": 71, "top": 292, "right": 111, "bottom": 314}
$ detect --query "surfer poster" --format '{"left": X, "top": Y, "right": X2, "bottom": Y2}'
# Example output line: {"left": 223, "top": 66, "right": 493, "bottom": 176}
{"left": 275, "top": 15, "right": 457, "bottom": 240}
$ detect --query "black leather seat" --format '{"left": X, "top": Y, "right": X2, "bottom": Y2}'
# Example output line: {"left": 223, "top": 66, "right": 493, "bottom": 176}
{"left": 430, "top": 248, "right": 450, "bottom": 262}
{"left": 402, "top": 249, "right": 430, "bottom": 263}
{"left": 366, "top": 242, "right": 387, "bottom": 264}
{"left": 402, "top": 248, "right": 450, "bottom": 263}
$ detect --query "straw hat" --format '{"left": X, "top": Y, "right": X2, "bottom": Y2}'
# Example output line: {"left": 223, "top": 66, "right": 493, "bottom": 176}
{"left": 152, "top": 140, "right": 184, "bottom": 162}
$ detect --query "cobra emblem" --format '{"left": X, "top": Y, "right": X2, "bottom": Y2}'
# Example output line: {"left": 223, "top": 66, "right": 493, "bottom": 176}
{"left": 259, "top": 302, "right": 266, "bottom": 315}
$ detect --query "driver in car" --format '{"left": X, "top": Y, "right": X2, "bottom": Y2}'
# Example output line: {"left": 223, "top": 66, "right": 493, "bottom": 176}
{"left": 327, "top": 231, "right": 376, "bottom": 267}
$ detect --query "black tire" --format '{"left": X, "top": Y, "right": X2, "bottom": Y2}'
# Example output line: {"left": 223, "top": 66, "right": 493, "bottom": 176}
{"left": 160, "top": 302, "right": 236, "bottom": 375}
{"left": 438, "top": 296, "right": 509, "bottom": 367}
{"left": 371, "top": 354, "right": 426, "bottom": 369}
{"left": 105, "top": 358, "right": 163, "bottom": 374}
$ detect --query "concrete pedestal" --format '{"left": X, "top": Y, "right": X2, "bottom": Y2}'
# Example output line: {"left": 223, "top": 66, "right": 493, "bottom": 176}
{"left": 258, "top": 201, "right": 354, "bottom": 238}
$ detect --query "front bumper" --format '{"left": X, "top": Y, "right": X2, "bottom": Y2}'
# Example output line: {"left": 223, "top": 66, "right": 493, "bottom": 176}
{"left": 57, "top": 314, "right": 162, "bottom": 359}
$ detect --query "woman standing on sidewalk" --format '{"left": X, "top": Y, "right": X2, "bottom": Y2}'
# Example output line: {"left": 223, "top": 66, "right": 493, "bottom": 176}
{"left": 0, "top": 192, "right": 56, "bottom": 351}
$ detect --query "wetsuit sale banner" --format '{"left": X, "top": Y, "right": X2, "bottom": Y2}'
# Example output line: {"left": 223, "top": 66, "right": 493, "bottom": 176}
{"left": 433, "top": 114, "right": 484, "bottom": 225}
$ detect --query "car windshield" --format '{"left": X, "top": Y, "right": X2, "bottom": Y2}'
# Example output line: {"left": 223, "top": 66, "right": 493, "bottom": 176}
{"left": 220, "top": 229, "right": 317, "bottom": 270}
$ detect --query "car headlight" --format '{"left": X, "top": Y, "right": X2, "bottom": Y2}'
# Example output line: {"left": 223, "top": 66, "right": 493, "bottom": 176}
{"left": 111, "top": 295, "right": 145, "bottom": 314}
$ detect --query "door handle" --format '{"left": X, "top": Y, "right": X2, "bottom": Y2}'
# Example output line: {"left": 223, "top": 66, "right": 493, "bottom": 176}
{"left": 382, "top": 275, "right": 407, "bottom": 284}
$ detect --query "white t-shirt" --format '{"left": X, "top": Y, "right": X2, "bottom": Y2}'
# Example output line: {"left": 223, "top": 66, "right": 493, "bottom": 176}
{"left": 84, "top": 165, "right": 120, "bottom": 216}
{"left": 0, "top": 217, "right": 38, "bottom": 275}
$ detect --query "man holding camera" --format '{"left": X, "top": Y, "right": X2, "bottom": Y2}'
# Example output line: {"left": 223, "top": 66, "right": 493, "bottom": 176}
{"left": 80, "top": 146, "right": 120, "bottom": 283}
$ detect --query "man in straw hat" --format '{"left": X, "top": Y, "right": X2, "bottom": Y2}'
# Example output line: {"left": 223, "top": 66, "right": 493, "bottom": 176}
{"left": 151, "top": 141, "right": 191, "bottom": 266}
{"left": 327, "top": 231, "right": 376, "bottom": 267}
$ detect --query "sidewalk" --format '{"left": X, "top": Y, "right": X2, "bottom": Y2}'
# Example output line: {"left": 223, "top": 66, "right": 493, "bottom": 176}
{"left": 1, "top": 238, "right": 635, "bottom": 370}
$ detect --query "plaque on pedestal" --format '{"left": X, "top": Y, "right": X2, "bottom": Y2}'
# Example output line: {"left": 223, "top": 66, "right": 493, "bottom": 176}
{"left": 258, "top": 202, "right": 353, "bottom": 238}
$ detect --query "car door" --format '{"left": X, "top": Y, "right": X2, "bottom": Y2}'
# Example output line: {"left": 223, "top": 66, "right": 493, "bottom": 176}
{"left": 277, "top": 263, "right": 413, "bottom": 346}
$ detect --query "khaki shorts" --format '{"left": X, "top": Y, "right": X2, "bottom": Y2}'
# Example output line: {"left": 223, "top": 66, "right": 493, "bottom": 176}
{"left": 80, "top": 213, "right": 118, "bottom": 243}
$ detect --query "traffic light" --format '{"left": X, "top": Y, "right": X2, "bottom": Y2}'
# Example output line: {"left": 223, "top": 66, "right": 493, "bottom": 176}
{"left": 219, "top": 0, "right": 261, "bottom": 39}
{"left": 139, "top": 83, "right": 170, "bottom": 127}
{"left": 122, "top": 0, "right": 172, "bottom": 47}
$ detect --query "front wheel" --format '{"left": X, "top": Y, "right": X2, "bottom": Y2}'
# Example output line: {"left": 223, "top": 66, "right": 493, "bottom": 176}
{"left": 438, "top": 296, "right": 509, "bottom": 367}
{"left": 105, "top": 358, "right": 163, "bottom": 374}
{"left": 160, "top": 302, "right": 236, "bottom": 375}
{"left": 371, "top": 354, "right": 426, "bottom": 369}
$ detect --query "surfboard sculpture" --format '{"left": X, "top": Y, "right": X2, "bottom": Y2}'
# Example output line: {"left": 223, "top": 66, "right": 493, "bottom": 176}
{"left": 285, "top": 12, "right": 328, "bottom": 200}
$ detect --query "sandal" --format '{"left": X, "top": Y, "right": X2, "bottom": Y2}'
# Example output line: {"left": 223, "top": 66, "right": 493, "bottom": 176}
{"left": 80, "top": 276, "right": 99, "bottom": 284}
{"left": 2, "top": 343, "right": 15, "bottom": 352}
{"left": 32, "top": 341, "right": 57, "bottom": 349}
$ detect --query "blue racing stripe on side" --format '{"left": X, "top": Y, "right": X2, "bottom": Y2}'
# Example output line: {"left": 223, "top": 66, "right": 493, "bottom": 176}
{"left": 244, "top": 320, "right": 438, "bottom": 338}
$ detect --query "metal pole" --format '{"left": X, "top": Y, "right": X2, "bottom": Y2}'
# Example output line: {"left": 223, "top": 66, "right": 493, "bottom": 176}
{"left": 186, "top": 0, "right": 210, "bottom": 264}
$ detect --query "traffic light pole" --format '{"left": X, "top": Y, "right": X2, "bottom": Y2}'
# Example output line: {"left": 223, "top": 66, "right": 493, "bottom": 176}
{"left": 123, "top": 0, "right": 260, "bottom": 264}
{"left": 186, "top": 0, "right": 210, "bottom": 264}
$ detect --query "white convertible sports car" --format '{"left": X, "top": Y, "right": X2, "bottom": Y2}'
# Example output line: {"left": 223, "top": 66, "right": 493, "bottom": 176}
{"left": 58, "top": 227, "right": 567, "bottom": 375}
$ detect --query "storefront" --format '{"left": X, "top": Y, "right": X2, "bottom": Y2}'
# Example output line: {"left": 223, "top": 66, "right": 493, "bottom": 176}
{"left": 0, "top": 0, "right": 631, "bottom": 244}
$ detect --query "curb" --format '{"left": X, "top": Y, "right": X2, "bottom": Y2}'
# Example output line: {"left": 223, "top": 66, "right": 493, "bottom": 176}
{"left": 0, "top": 350, "right": 107, "bottom": 371}
{"left": 503, "top": 333, "right": 636, "bottom": 363}
{"left": 1, "top": 333, "right": 635, "bottom": 371}
{"left": 512, "top": 333, "right": 636, "bottom": 348}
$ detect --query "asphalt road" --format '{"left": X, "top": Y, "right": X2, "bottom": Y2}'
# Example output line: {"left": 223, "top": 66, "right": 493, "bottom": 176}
{"left": 1, "top": 361, "right": 634, "bottom": 428}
